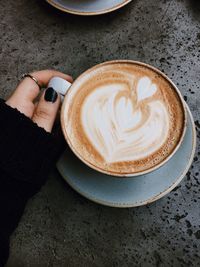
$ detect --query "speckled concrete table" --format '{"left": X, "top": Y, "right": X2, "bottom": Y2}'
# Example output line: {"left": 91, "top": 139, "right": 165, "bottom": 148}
{"left": 0, "top": 1, "right": 200, "bottom": 266}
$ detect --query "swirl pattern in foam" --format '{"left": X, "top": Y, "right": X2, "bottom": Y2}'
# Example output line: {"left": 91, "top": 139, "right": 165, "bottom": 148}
{"left": 81, "top": 78, "right": 169, "bottom": 163}
{"left": 62, "top": 62, "right": 185, "bottom": 176}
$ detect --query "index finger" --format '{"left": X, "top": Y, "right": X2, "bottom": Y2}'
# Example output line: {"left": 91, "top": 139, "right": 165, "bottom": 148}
{"left": 6, "top": 70, "right": 73, "bottom": 118}
{"left": 16, "top": 70, "right": 73, "bottom": 103}
{"left": 31, "top": 70, "right": 73, "bottom": 88}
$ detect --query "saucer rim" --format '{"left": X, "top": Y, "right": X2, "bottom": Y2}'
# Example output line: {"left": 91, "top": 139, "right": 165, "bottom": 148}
{"left": 46, "top": 0, "right": 132, "bottom": 16}
{"left": 57, "top": 104, "right": 196, "bottom": 208}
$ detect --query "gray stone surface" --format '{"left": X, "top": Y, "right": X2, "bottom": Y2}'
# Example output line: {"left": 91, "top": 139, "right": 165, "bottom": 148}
{"left": 0, "top": 0, "right": 200, "bottom": 266}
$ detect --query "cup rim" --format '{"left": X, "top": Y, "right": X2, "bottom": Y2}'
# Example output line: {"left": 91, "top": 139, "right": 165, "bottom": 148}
{"left": 61, "top": 60, "right": 187, "bottom": 177}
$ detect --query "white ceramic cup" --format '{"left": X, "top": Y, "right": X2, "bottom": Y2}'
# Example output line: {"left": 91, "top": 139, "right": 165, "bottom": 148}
{"left": 50, "top": 60, "right": 187, "bottom": 177}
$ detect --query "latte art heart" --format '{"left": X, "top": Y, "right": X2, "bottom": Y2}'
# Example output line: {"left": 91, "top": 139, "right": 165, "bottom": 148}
{"left": 81, "top": 78, "right": 169, "bottom": 163}
{"left": 63, "top": 62, "right": 185, "bottom": 176}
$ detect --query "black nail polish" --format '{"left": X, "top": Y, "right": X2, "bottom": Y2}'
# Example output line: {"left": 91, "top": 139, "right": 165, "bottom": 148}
{"left": 45, "top": 87, "right": 58, "bottom": 103}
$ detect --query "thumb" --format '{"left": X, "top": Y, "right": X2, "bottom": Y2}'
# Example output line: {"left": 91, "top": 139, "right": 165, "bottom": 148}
{"left": 32, "top": 87, "right": 61, "bottom": 133}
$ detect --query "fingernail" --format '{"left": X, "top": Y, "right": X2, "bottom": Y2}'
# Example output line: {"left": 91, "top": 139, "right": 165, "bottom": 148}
{"left": 44, "top": 87, "right": 58, "bottom": 103}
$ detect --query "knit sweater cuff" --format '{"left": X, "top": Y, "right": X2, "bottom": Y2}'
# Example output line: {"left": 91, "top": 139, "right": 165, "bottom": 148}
{"left": 0, "top": 99, "right": 62, "bottom": 186}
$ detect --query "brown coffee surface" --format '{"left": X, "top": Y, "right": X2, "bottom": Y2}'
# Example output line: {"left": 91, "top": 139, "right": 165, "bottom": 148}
{"left": 62, "top": 61, "right": 186, "bottom": 176}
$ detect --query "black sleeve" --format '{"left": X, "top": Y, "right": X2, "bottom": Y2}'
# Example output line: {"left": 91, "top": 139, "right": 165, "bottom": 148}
{"left": 0, "top": 99, "right": 65, "bottom": 266}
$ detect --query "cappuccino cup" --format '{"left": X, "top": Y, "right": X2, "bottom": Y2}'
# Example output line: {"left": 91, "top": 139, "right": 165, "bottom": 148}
{"left": 53, "top": 60, "right": 187, "bottom": 177}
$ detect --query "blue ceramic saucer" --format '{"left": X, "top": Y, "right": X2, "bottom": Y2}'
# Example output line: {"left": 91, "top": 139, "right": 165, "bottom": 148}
{"left": 46, "top": 0, "right": 132, "bottom": 16}
{"left": 57, "top": 104, "right": 196, "bottom": 208}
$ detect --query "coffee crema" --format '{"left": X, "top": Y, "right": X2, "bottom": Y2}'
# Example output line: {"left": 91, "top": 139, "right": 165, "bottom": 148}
{"left": 62, "top": 61, "right": 186, "bottom": 176}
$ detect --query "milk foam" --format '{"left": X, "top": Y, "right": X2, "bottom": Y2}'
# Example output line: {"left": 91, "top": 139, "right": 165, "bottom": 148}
{"left": 81, "top": 76, "right": 170, "bottom": 163}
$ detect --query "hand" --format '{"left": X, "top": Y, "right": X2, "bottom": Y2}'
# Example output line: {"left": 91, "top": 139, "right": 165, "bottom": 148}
{"left": 6, "top": 70, "right": 72, "bottom": 133}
